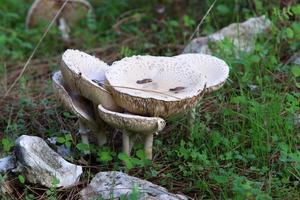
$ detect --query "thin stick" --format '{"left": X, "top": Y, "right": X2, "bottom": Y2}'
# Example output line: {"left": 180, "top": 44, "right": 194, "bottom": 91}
{"left": 85, "top": 77, "right": 183, "bottom": 99}
{"left": 2, "top": 0, "right": 70, "bottom": 99}
{"left": 105, "top": 84, "right": 182, "bottom": 100}
{"left": 188, "top": 0, "right": 217, "bottom": 41}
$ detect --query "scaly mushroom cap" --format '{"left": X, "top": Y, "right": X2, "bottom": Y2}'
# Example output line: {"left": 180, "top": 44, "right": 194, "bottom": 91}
{"left": 98, "top": 105, "right": 166, "bottom": 134}
{"left": 26, "top": 0, "right": 92, "bottom": 28}
{"left": 52, "top": 71, "right": 95, "bottom": 123}
{"left": 105, "top": 55, "right": 207, "bottom": 118}
{"left": 175, "top": 53, "right": 229, "bottom": 92}
{"left": 60, "top": 49, "right": 120, "bottom": 111}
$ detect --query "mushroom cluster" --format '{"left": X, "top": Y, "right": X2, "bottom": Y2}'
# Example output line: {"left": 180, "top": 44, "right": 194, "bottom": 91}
{"left": 52, "top": 49, "right": 229, "bottom": 159}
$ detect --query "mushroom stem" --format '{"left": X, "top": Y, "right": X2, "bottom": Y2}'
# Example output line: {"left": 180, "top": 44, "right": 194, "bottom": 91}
{"left": 58, "top": 17, "right": 70, "bottom": 42}
{"left": 78, "top": 119, "right": 90, "bottom": 154}
{"left": 144, "top": 133, "right": 154, "bottom": 160}
{"left": 122, "top": 131, "right": 131, "bottom": 156}
{"left": 92, "top": 103, "right": 107, "bottom": 146}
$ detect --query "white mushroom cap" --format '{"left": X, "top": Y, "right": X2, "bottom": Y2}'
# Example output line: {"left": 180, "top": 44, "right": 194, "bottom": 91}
{"left": 52, "top": 71, "right": 95, "bottom": 123}
{"left": 105, "top": 55, "right": 207, "bottom": 118}
{"left": 175, "top": 54, "right": 229, "bottom": 92}
{"left": 60, "top": 49, "right": 120, "bottom": 111}
{"left": 98, "top": 105, "right": 166, "bottom": 134}
{"left": 26, "top": 0, "right": 92, "bottom": 28}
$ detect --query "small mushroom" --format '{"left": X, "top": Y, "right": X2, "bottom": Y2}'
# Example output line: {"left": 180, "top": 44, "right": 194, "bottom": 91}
{"left": 105, "top": 55, "right": 207, "bottom": 118}
{"left": 97, "top": 105, "right": 166, "bottom": 160}
{"left": 52, "top": 71, "right": 107, "bottom": 152}
{"left": 60, "top": 49, "right": 121, "bottom": 112}
{"left": 26, "top": 0, "right": 92, "bottom": 42}
{"left": 174, "top": 53, "right": 229, "bottom": 93}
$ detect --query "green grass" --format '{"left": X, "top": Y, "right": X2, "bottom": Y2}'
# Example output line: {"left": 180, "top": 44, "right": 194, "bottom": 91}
{"left": 0, "top": 0, "right": 300, "bottom": 199}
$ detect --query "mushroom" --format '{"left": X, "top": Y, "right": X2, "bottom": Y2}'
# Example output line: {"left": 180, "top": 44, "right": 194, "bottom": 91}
{"left": 52, "top": 71, "right": 107, "bottom": 152}
{"left": 98, "top": 105, "right": 166, "bottom": 160}
{"left": 174, "top": 53, "right": 230, "bottom": 127}
{"left": 60, "top": 49, "right": 121, "bottom": 112}
{"left": 105, "top": 55, "right": 207, "bottom": 118}
{"left": 174, "top": 53, "right": 229, "bottom": 93}
{"left": 26, "top": 0, "right": 92, "bottom": 42}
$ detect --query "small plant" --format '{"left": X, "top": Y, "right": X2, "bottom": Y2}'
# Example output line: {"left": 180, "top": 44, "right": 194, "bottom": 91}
{"left": 1, "top": 138, "right": 14, "bottom": 152}
{"left": 97, "top": 149, "right": 114, "bottom": 163}
{"left": 56, "top": 133, "right": 73, "bottom": 148}
{"left": 118, "top": 150, "right": 151, "bottom": 171}
{"left": 18, "top": 175, "right": 25, "bottom": 184}
{"left": 120, "top": 186, "right": 140, "bottom": 200}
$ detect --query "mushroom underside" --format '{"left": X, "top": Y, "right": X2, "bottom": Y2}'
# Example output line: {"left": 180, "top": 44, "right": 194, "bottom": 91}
{"left": 52, "top": 71, "right": 107, "bottom": 148}
{"left": 98, "top": 104, "right": 166, "bottom": 159}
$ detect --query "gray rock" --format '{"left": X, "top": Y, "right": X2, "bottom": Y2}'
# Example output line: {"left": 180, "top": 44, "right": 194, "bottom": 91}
{"left": 57, "top": 145, "right": 71, "bottom": 158}
{"left": 184, "top": 15, "right": 271, "bottom": 54}
{"left": 0, "top": 155, "right": 16, "bottom": 173}
{"left": 14, "top": 135, "right": 82, "bottom": 188}
{"left": 80, "top": 171, "right": 188, "bottom": 200}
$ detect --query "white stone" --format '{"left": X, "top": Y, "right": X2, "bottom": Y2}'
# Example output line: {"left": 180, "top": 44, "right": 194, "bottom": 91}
{"left": 14, "top": 135, "right": 82, "bottom": 188}
{"left": 184, "top": 15, "right": 272, "bottom": 54}
{"left": 0, "top": 155, "right": 16, "bottom": 173}
{"left": 80, "top": 171, "right": 187, "bottom": 200}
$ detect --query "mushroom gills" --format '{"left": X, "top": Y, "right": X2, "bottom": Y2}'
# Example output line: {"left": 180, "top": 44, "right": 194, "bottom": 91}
{"left": 52, "top": 71, "right": 107, "bottom": 149}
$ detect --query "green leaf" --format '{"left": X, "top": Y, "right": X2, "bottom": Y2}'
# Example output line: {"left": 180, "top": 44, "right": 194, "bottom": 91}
{"left": 183, "top": 15, "right": 195, "bottom": 27}
{"left": 18, "top": 175, "right": 25, "bottom": 184}
{"left": 1, "top": 138, "right": 14, "bottom": 152}
{"left": 212, "top": 175, "right": 228, "bottom": 184}
{"left": 65, "top": 134, "right": 72, "bottom": 141}
{"left": 56, "top": 137, "right": 65, "bottom": 144}
{"left": 124, "top": 160, "right": 134, "bottom": 170}
{"left": 52, "top": 177, "right": 60, "bottom": 186}
{"left": 291, "top": 65, "right": 300, "bottom": 77}
{"left": 211, "top": 131, "right": 222, "bottom": 147}
{"left": 216, "top": 4, "right": 230, "bottom": 15}
{"left": 118, "top": 153, "right": 134, "bottom": 169}
{"left": 168, "top": 20, "right": 179, "bottom": 27}
{"left": 254, "top": 0, "right": 263, "bottom": 12}
{"left": 98, "top": 151, "right": 113, "bottom": 162}
{"left": 65, "top": 141, "right": 71, "bottom": 148}
{"left": 231, "top": 96, "right": 248, "bottom": 104}
{"left": 292, "top": 22, "right": 300, "bottom": 36}
{"left": 118, "top": 153, "right": 129, "bottom": 161}
{"left": 76, "top": 143, "right": 90, "bottom": 151}
{"left": 292, "top": 4, "right": 300, "bottom": 15}
{"left": 250, "top": 55, "right": 260, "bottom": 63}
{"left": 285, "top": 27, "right": 294, "bottom": 39}
{"left": 63, "top": 112, "right": 72, "bottom": 118}
{"left": 136, "top": 150, "right": 146, "bottom": 159}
